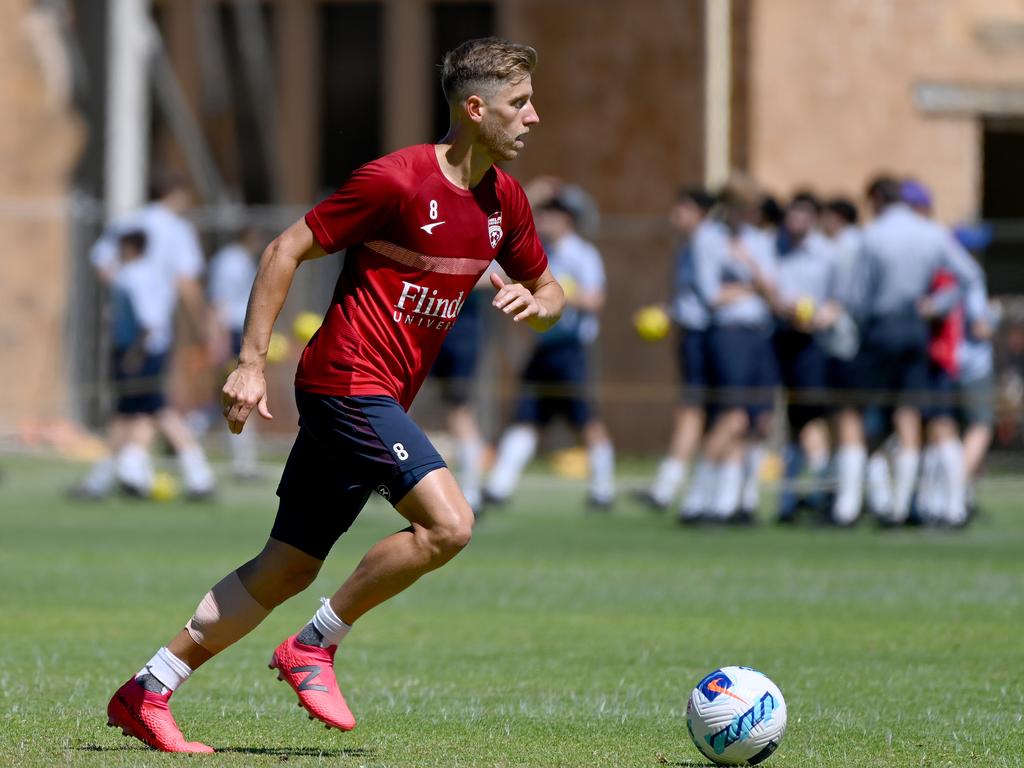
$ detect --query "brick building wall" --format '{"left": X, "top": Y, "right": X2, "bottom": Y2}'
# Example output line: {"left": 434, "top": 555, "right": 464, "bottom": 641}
{"left": 0, "top": 1, "right": 85, "bottom": 430}
{"left": 747, "top": 0, "right": 1024, "bottom": 222}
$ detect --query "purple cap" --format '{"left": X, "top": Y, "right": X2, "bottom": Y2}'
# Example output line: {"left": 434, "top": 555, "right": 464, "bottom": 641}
{"left": 901, "top": 180, "right": 932, "bottom": 211}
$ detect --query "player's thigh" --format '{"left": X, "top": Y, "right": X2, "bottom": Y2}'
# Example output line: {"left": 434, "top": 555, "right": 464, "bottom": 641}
{"left": 272, "top": 424, "right": 375, "bottom": 561}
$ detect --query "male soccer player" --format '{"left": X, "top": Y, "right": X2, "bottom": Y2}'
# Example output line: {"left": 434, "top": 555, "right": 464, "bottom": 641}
{"left": 106, "top": 37, "right": 563, "bottom": 753}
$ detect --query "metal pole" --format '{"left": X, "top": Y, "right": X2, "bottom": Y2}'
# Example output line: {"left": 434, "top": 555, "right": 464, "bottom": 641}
{"left": 105, "top": 0, "right": 153, "bottom": 216}
{"left": 704, "top": 0, "right": 731, "bottom": 188}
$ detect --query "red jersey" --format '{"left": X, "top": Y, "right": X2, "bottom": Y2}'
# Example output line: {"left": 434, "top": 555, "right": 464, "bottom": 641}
{"left": 298, "top": 144, "right": 548, "bottom": 409}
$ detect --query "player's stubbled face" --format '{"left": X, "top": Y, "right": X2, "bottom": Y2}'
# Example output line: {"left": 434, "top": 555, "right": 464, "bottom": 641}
{"left": 480, "top": 75, "right": 540, "bottom": 162}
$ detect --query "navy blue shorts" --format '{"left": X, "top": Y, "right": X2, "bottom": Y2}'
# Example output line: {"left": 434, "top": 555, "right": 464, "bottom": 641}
{"left": 431, "top": 318, "right": 482, "bottom": 406}
{"left": 707, "top": 325, "right": 776, "bottom": 419}
{"left": 774, "top": 328, "right": 829, "bottom": 432}
{"left": 676, "top": 328, "right": 711, "bottom": 405}
{"left": 852, "top": 316, "right": 930, "bottom": 408}
{"left": 112, "top": 347, "right": 167, "bottom": 415}
{"left": 922, "top": 364, "right": 957, "bottom": 422}
{"left": 513, "top": 340, "right": 592, "bottom": 428}
{"left": 272, "top": 390, "right": 447, "bottom": 560}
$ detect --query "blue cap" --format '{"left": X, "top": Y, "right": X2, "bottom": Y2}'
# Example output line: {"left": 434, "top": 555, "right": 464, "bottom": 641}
{"left": 901, "top": 180, "right": 932, "bottom": 210}
{"left": 953, "top": 222, "right": 993, "bottom": 252}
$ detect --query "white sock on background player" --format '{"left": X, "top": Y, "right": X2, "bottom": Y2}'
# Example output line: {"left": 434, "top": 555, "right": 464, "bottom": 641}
{"left": 936, "top": 438, "right": 966, "bottom": 525}
{"left": 587, "top": 439, "right": 615, "bottom": 503}
{"left": 457, "top": 435, "right": 485, "bottom": 511}
{"left": 891, "top": 449, "right": 920, "bottom": 523}
{"left": 712, "top": 460, "right": 743, "bottom": 519}
{"left": 485, "top": 425, "right": 537, "bottom": 501}
{"left": 865, "top": 452, "right": 893, "bottom": 519}
{"left": 833, "top": 444, "right": 866, "bottom": 524}
{"left": 680, "top": 459, "right": 715, "bottom": 517}
{"left": 741, "top": 445, "right": 765, "bottom": 512}
{"left": 650, "top": 458, "right": 686, "bottom": 507}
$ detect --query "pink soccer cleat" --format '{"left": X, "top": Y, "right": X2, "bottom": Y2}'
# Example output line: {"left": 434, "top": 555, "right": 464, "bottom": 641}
{"left": 106, "top": 677, "right": 214, "bottom": 753}
{"left": 269, "top": 634, "right": 356, "bottom": 731}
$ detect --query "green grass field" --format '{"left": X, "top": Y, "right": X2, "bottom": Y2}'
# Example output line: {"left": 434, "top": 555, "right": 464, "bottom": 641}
{"left": 1, "top": 454, "right": 1022, "bottom": 767}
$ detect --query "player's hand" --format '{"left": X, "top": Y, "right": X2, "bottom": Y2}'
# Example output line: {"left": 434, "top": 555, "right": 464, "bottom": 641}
{"left": 490, "top": 272, "right": 551, "bottom": 324}
{"left": 221, "top": 363, "right": 273, "bottom": 434}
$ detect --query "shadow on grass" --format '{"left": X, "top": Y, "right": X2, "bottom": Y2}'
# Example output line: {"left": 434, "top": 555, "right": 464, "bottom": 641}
{"left": 76, "top": 743, "right": 375, "bottom": 758}
{"left": 218, "top": 746, "right": 376, "bottom": 757}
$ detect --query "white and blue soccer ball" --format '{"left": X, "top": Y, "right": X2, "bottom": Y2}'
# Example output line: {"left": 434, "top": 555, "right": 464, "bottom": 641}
{"left": 686, "top": 666, "right": 787, "bottom": 766}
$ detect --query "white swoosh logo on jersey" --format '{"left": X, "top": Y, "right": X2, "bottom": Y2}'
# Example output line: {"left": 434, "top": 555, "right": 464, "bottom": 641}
{"left": 420, "top": 221, "right": 446, "bottom": 234}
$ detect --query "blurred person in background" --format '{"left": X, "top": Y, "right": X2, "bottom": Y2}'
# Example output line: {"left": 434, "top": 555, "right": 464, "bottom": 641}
{"left": 900, "top": 180, "right": 987, "bottom": 527}
{"left": 427, "top": 262, "right": 499, "bottom": 516}
{"left": 952, "top": 224, "right": 998, "bottom": 516}
{"left": 844, "top": 175, "right": 982, "bottom": 526}
{"left": 636, "top": 186, "right": 716, "bottom": 512}
{"left": 105, "top": 37, "right": 563, "bottom": 753}
{"left": 754, "top": 192, "right": 841, "bottom": 524}
{"left": 208, "top": 225, "right": 263, "bottom": 479}
{"left": 74, "top": 174, "right": 216, "bottom": 500}
{"left": 819, "top": 197, "right": 865, "bottom": 523}
{"left": 74, "top": 231, "right": 160, "bottom": 495}
{"left": 484, "top": 185, "right": 615, "bottom": 510}
{"left": 684, "top": 174, "right": 778, "bottom": 525}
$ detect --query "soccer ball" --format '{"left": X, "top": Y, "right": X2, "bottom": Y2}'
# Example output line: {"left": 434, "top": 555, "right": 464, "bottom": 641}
{"left": 633, "top": 304, "right": 671, "bottom": 342}
{"left": 686, "top": 666, "right": 787, "bottom": 766}
{"left": 292, "top": 311, "right": 322, "bottom": 344}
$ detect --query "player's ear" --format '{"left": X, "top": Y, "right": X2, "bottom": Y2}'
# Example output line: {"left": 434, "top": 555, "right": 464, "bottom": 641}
{"left": 464, "top": 94, "right": 486, "bottom": 124}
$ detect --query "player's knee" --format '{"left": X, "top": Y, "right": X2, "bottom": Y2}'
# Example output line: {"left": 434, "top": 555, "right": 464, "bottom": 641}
{"left": 424, "top": 505, "right": 474, "bottom": 561}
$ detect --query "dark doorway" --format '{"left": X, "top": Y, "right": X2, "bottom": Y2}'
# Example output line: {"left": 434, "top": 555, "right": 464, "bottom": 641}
{"left": 320, "top": 3, "right": 383, "bottom": 190}
{"left": 982, "top": 119, "right": 1024, "bottom": 293}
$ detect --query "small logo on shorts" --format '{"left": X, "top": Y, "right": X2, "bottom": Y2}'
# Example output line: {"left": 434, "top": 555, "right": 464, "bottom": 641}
{"left": 376, "top": 485, "right": 391, "bottom": 500}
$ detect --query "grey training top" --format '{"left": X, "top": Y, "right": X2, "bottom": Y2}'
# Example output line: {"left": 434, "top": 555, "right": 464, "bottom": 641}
{"left": 694, "top": 221, "right": 777, "bottom": 327}
{"left": 855, "top": 203, "right": 982, "bottom": 321}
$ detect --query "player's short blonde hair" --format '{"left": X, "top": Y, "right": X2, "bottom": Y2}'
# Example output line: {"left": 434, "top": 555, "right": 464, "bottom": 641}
{"left": 440, "top": 37, "right": 537, "bottom": 105}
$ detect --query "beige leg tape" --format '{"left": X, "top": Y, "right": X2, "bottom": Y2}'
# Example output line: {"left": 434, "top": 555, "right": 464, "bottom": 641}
{"left": 186, "top": 571, "right": 270, "bottom": 653}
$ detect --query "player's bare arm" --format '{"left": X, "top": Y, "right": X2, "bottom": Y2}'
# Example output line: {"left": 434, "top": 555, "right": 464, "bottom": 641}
{"left": 489, "top": 266, "right": 564, "bottom": 331}
{"left": 222, "top": 219, "right": 326, "bottom": 434}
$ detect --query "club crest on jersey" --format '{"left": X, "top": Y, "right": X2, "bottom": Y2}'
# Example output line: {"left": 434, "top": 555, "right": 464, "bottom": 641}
{"left": 488, "top": 211, "right": 503, "bottom": 249}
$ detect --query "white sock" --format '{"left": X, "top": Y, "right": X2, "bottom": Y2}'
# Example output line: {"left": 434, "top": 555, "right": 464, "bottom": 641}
{"left": 916, "top": 446, "right": 940, "bottom": 522}
{"left": 485, "top": 425, "right": 537, "bottom": 500}
{"left": 892, "top": 449, "right": 920, "bottom": 523}
{"left": 179, "top": 445, "right": 215, "bottom": 493}
{"left": 712, "top": 461, "right": 743, "bottom": 519}
{"left": 81, "top": 457, "right": 115, "bottom": 494}
{"left": 866, "top": 452, "right": 894, "bottom": 519}
{"left": 936, "top": 439, "right": 966, "bottom": 525}
{"left": 311, "top": 597, "right": 352, "bottom": 648}
{"left": 833, "top": 444, "right": 866, "bottom": 524}
{"left": 138, "top": 647, "right": 192, "bottom": 693}
{"left": 457, "top": 436, "right": 485, "bottom": 510}
{"left": 116, "top": 444, "right": 154, "bottom": 493}
{"left": 681, "top": 459, "right": 715, "bottom": 516}
{"left": 229, "top": 425, "right": 258, "bottom": 475}
{"left": 741, "top": 445, "right": 765, "bottom": 512}
{"left": 650, "top": 458, "right": 687, "bottom": 506}
{"left": 587, "top": 440, "right": 616, "bottom": 502}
